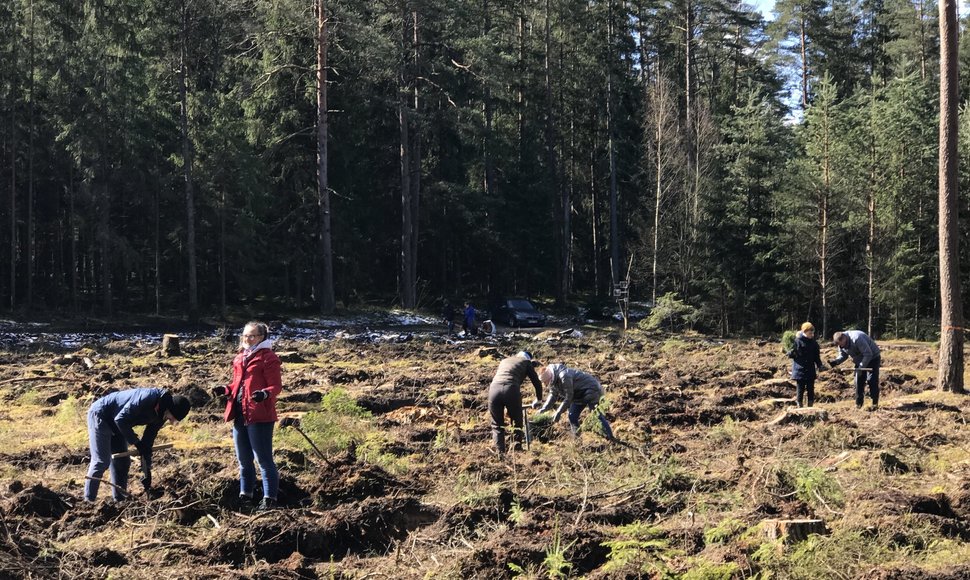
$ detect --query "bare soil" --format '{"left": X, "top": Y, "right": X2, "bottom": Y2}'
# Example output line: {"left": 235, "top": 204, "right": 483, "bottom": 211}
{"left": 1, "top": 328, "right": 969, "bottom": 578}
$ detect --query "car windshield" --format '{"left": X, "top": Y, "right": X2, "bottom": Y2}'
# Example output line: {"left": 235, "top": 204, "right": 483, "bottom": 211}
{"left": 508, "top": 300, "right": 535, "bottom": 310}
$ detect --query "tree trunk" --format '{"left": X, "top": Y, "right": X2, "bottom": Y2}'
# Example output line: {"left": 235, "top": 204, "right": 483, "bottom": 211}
{"left": 26, "top": 0, "right": 34, "bottom": 309}
{"left": 317, "top": 0, "right": 335, "bottom": 313}
{"left": 543, "top": 0, "right": 565, "bottom": 305}
{"left": 399, "top": 7, "right": 416, "bottom": 309}
{"left": 69, "top": 165, "right": 77, "bottom": 312}
{"left": 937, "top": 0, "right": 964, "bottom": 393}
{"left": 800, "top": 17, "right": 808, "bottom": 108}
{"left": 179, "top": 3, "right": 198, "bottom": 319}
{"left": 8, "top": 22, "right": 17, "bottom": 311}
{"left": 98, "top": 181, "right": 111, "bottom": 313}
{"left": 607, "top": 0, "right": 620, "bottom": 286}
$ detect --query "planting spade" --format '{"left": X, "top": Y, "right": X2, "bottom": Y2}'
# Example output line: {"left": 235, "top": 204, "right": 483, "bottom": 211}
{"left": 279, "top": 413, "right": 336, "bottom": 467}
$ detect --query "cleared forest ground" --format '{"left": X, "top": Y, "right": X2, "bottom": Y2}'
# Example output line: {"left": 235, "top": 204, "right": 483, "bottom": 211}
{"left": 2, "top": 325, "right": 970, "bottom": 578}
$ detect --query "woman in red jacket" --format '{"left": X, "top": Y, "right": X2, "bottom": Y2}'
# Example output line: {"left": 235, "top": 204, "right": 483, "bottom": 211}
{"left": 212, "top": 321, "right": 282, "bottom": 511}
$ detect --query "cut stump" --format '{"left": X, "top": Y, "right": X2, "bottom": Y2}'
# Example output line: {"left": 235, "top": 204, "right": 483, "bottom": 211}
{"left": 277, "top": 351, "right": 305, "bottom": 363}
{"left": 161, "top": 334, "right": 180, "bottom": 357}
{"left": 762, "top": 518, "right": 828, "bottom": 543}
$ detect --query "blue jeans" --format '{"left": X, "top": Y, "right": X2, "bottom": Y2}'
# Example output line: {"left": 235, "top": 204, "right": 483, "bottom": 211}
{"left": 567, "top": 401, "right": 614, "bottom": 439}
{"left": 84, "top": 409, "right": 131, "bottom": 501}
{"left": 233, "top": 420, "right": 278, "bottom": 500}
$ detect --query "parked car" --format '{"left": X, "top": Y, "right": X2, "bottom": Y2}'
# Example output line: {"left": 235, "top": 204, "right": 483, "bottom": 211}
{"left": 491, "top": 298, "right": 547, "bottom": 328}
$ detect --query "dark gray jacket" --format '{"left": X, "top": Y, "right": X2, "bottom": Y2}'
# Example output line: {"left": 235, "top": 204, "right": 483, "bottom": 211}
{"left": 832, "top": 330, "right": 880, "bottom": 368}
{"left": 537, "top": 363, "right": 604, "bottom": 421}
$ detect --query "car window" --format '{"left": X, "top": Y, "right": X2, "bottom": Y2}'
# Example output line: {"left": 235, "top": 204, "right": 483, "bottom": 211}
{"left": 509, "top": 300, "right": 534, "bottom": 309}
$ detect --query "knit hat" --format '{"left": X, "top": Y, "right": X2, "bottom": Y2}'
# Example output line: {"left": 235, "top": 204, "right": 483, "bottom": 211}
{"left": 517, "top": 351, "right": 533, "bottom": 360}
{"left": 160, "top": 391, "right": 191, "bottom": 421}
{"left": 800, "top": 322, "right": 815, "bottom": 333}
{"left": 170, "top": 395, "right": 191, "bottom": 421}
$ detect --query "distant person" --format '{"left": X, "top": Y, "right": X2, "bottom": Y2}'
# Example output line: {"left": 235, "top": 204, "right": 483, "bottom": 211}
{"left": 829, "top": 330, "right": 881, "bottom": 409}
{"left": 441, "top": 301, "right": 456, "bottom": 335}
{"left": 488, "top": 351, "right": 543, "bottom": 455}
{"left": 786, "top": 322, "right": 826, "bottom": 407}
{"left": 84, "top": 388, "right": 191, "bottom": 502}
{"left": 463, "top": 301, "right": 477, "bottom": 336}
{"left": 537, "top": 363, "right": 614, "bottom": 440}
{"left": 212, "top": 321, "right": 282, "bottom": 511}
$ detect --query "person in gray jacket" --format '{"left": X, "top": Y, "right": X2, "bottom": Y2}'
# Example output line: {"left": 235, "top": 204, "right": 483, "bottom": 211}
{"left": 487, "top": 351, "right": 543, "bottom": 454}
{"left": 537, "top": 363, "right": 614, "bottom": 440}
{"left": 830, "top": 330, "right": 882, "bottom": 409}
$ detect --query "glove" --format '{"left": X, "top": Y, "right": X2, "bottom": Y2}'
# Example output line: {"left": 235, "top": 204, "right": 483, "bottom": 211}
{"left": 134, "top": 440, "right": 151, "bottom": 457}
{"left": 251, "top": 390, "right": 269, "bottom": 403}
{"left": 530, "top": 399, "right": 541, "bottom": 410}
{"left": 211, "top": 385, "right": 228, "bottom": 398}
{"left": 827, "top": 360, "right": 838, "bottom": 368}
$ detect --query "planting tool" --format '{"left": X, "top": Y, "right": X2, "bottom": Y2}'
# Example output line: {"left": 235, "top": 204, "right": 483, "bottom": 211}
{"left": 111, "top": 443, "right": 174, "bottom": 459}
{"left": 521, "top": 405, "right": 532, "bottom": 449}
{"left": 279, "top": 413, "right": 336, "bottom": 467}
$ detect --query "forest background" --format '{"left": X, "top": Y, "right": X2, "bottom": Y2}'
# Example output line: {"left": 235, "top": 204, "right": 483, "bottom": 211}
{"left": 0, "top": 0, "right": 966, "bottom": 339}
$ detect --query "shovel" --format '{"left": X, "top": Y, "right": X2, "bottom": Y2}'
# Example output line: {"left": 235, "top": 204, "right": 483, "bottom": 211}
{"left": 111, "top": 443, "right": 174, "bottom": 459}
{"left": 279, "top": 413, "right": 336, "bottom": 467}
{"left": 521, "top": 405, "right": 532, "bottom": 450}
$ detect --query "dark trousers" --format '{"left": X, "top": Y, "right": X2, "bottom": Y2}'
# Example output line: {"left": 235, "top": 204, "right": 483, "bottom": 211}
{"left": 488, "top": 385, "right": 523, "bottom": 454}
{"left": 566, "top": 394, "right": 614, "bottom": 439}
{"left": 855, "top": 356, "right": 880, "bottom": 407}
{"left": 795, "top": 378, "right": 815, "bottom": 407}
{"left": 84, "top": 409, "right": 131, "bottom": 501}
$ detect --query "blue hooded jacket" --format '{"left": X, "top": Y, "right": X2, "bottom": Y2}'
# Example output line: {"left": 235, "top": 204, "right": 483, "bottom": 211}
{"left": 787, "top": 331, "right": 825, "bottom": 380}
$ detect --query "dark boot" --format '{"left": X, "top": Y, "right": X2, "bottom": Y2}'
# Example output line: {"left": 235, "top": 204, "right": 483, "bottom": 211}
{"left": 256, "top": 497, "right": 277, "bottom": 511}
{"left": 235, "top": 495, "right": 254, "bottom": 513}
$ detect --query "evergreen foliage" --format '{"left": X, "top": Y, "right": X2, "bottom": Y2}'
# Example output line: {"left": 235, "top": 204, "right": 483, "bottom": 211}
{"left": 0, "top": 0, "right": 963, "bottom": 337}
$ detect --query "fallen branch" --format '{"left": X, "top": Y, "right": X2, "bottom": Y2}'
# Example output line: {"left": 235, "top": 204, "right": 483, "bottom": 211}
{"left": 84, "top": 476, "right": 129, "bottom": 499}
{"left": 0, "top": 376, "right": 76, "bottom": 385}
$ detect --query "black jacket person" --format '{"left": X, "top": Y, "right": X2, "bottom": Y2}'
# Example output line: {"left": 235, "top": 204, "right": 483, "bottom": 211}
{"left": 487, "top": 351, "right": 542, "bottom": 454}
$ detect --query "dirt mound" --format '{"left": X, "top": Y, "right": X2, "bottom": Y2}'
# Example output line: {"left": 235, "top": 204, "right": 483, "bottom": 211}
{"left": 4, "top": 482, "right": 71, "bottom": 519}
{"left": 859, "top": 566, "right": 970, "bottom": 580}
{"left": 209, "top": 496, "right": 438, "bottom": 564}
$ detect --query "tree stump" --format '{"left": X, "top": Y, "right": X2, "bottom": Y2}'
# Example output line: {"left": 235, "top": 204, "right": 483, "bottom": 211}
{"left": 762, "top": 518, "right": 828, "bottom": 543}
{"left": 277, "top": 351, "right": 305, "bottom": 363}
{"left": 767, "top": 407, "right": 828, "bottom": 426}
{"left": 161, "top": 334, "right": 180, "bottom": 357}
{"left": 758, "top": 398, "right": 796, "bottom": 409}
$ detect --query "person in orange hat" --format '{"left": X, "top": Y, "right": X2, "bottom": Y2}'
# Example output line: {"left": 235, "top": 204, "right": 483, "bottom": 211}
{"left": 786, "top": 322, "right": 826, "bottom": 407}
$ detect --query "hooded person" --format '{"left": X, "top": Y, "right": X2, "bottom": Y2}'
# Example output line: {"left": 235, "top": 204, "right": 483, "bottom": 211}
{"left": 487, "top": 351, "right": 543, "bottom": 454}
{"left": 212, "top": 321, "right": 283, "bottom": 511}
{"left": 786, "top": 322, "right": 826, "bottom": 407}
{"left": 84, "top": 388, "right": 191, "bottom": 502}
{"left": 537, "top": 363, "right": 614, "bottom": 440}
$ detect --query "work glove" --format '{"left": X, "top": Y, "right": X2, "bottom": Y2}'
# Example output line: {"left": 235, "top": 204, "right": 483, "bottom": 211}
{"left": 827, "top": 360, "right": 838, "bottom": 368}
{"left": 211, "top": 385, "right": 228, "bottom": 398}
{"left": 134, "top": 440, "right": 151, "bottom": 458}
{"left": 530, "top": 399, "right": 541, "bottom": 410}
{"left": 251, "top": 390, "right": 269, "bottom": 403}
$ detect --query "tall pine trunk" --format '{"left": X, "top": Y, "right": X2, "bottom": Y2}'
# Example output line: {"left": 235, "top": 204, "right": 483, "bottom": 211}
{"left": 607, "top": 0, "right": 620, "bottom": 286}
{"left": 317, "top": 0, "right": 335, "bottom": 313}
{"left": 26, "top": 0, "right": 34, "bottom": 309}
{"left": 937, "top": 0, "right": 964, "bottom": 393}
{"left": 179, "top": 3, "right": 198, "bottom": 319}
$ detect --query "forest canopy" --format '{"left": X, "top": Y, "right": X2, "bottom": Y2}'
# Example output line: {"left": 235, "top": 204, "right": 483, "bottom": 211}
{"left": 0, "top": 0, "right": 966, "bottom": 338}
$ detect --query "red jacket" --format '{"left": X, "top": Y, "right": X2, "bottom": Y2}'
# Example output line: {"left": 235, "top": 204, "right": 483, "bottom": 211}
{"left": 223, "top": 348, "right": 282, "bottom": 424}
